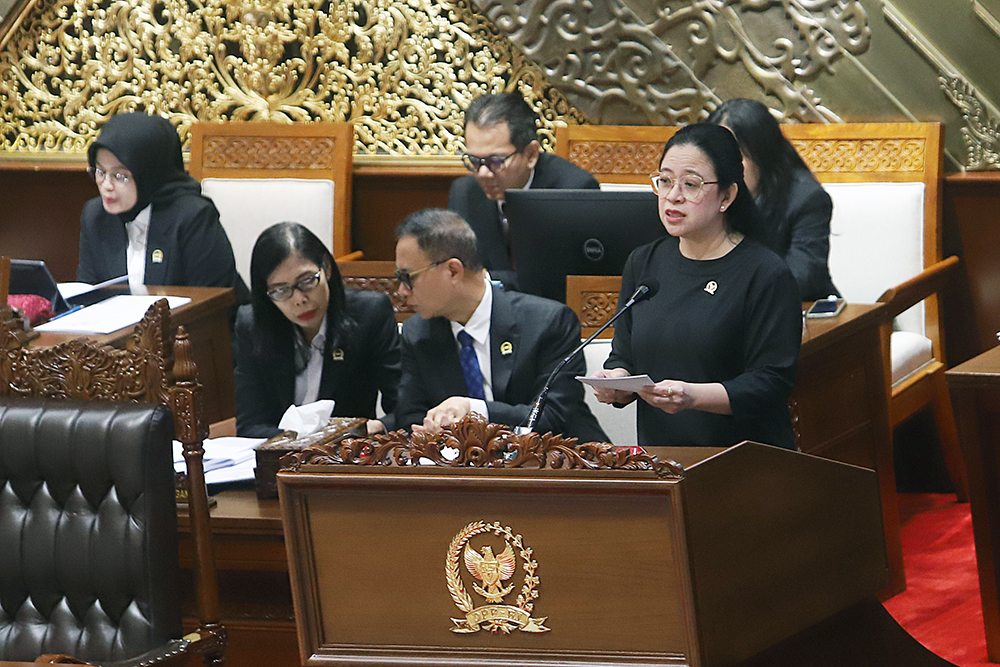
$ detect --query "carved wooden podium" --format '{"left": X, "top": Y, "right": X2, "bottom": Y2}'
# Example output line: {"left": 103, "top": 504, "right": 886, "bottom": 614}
{"left": 274, "top": 416, "right": 953, "bottom": 667}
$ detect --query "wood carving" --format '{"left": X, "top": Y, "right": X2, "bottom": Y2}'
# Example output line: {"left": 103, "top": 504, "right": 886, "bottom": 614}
{"left": 203, "top": 136, "right": 340, "bottom": 170}
{"left": 281, "top": 413, "right": 683, "bottom": 479}
{"left": 342, "top": 275, "right": 416, "bottom": 316}
{"left": 790, "top": 138, "right": 925, "bottom": 175}
{"left": 567, "top": 141, "right": 663, "bottom": 177}
{"left": 579, "top": 290, "right": 619, "bottom": 328}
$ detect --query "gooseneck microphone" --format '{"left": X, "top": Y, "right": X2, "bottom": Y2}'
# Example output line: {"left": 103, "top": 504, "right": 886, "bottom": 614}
{"left": 519, "top": 278, "right": 660, "bottom": 435}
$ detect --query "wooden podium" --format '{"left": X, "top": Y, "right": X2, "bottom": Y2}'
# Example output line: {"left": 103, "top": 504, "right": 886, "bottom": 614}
{"left": 272, "top": 416, "right": 928, "bottom": 667}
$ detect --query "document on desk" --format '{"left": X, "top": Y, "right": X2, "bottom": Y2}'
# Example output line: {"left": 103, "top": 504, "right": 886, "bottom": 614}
{"left": 576, "top": 374, "right": 655, "bottom": 392}
{"left": 36, "top": 295, "right": 191, "bottom": 333}
{"left": 173, "top": 436, "right": 266, "bottom": 485}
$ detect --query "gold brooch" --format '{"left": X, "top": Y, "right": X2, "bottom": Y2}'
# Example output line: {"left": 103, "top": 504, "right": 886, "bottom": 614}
{"left": 446, "top": 520, "right": 549, "bottom": 634}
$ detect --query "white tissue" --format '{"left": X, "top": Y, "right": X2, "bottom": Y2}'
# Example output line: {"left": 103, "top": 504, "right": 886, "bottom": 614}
{"left": 278, "top": 400, "right": 336, "bottom": 436}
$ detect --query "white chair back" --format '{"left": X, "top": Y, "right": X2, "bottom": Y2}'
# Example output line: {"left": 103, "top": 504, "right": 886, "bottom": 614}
{"left": 825, "top": 182, "right": 926, "bottom": 336}
{"left": 201, "top": 178, "right": 335, "bottom": 285}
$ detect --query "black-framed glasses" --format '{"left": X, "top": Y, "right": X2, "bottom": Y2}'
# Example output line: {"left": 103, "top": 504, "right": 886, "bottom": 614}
{"left": 267, "top": 271, "right": 323, "bottom": 302}
{"left": 86, "top": 166, "right": 131, "bottom": 187}
{"left": 650, "top": 172, "right": 719, "bottom": 203}
{"left": 394, "top": 260, "right": 448, "bottom": 289}
{"left": 462, "top": 149, "right": 521, "bottom": 174}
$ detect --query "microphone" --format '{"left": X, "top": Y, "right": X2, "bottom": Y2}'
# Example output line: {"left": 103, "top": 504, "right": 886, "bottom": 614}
{"left": 519, "top": 279, "right": 660, "bottom": 435}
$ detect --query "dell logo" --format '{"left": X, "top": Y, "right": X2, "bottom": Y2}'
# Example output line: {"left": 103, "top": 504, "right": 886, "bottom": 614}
{"left": 583, "top": 238, "right": 605, "bottom": 262}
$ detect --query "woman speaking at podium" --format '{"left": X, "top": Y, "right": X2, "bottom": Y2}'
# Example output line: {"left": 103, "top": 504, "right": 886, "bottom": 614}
{"left": 78, "top": 112, "right": 245, "bottom": 297}
{"left": 591, "top": 124, "right": 802, "bottom": 450}
{"left": 233, "top": 223, "right": 401, "bottom": 438}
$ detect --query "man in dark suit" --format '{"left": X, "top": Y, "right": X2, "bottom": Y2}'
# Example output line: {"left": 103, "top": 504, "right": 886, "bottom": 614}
{"left": 448, "top": 92, "right": 600, "bottom": 289}
{"left": 393, "top": 209, "right": 608, "bottom": 443}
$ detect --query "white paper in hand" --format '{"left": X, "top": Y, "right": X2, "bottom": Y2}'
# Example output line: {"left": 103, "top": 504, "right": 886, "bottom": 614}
{"left": 278, "top": 400, "right": 336, "bottom": 436}
{"left": 576, "top": 374, "right": 655, "bottom": 393}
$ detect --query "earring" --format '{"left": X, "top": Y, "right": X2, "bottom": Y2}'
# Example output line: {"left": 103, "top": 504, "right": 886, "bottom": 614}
{"left": 720, "top": 205, "right": 727, "bottom": 212}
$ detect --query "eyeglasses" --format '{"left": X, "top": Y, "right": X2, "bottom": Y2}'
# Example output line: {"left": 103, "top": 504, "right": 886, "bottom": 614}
{"left": 462, "top": 149, "right": 521, "bottom": 174}
{"left": 267, "top": 271, "right": 323, "bottom": 302}
{"left": 394, "top": 260, "right": 448, "bottom": 289}
{"left": 87, "top": 166, "right": 131, "bottom": 187}
{"left": 650, "top": 172, "right": 719, "bottom": 203}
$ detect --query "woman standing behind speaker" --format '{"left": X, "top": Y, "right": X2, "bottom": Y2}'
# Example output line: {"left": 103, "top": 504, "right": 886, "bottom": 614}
{"left": 708, "top": 98, "right": 839, "bottom": 301}
{"left": 590, "top": 124, "right": 802, "bottom": 450}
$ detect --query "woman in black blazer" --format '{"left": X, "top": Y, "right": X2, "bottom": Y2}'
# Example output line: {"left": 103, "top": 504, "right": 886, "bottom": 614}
{"left": 234, "top": 222, "right": 400, "bottom": 437}
{"left": 78, "top": 112, "right": 246, "bottom": 300}
{"left": 708, "top": 99, "right": 839, "bottom": 301}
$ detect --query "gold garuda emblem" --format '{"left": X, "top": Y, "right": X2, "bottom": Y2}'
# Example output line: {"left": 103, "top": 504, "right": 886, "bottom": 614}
{"left": 446, "top": 520, "right": 549, "bottom": 634}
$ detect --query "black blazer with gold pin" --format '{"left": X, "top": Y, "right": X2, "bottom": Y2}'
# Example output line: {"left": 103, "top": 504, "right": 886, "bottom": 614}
{"left": 233, "top": 289, "right": 401, "bottom": 438}
{"left": 395, "top": 285, "right": 608, "bottom": 443}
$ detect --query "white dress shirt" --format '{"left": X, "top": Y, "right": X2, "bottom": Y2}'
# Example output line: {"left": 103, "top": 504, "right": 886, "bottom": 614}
{"left": 450, "top": 281, "right": 494, "bottom": 418}
{"left": 125, "top": 205, "right": 152, "bottom": 290}
{"left": 294, "top": 317, "right": 328, "bottom": 406}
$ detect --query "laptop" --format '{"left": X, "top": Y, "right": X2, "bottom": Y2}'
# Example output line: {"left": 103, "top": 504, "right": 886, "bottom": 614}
{"left": 9, "top": 259, "right": 72, "bottom": 314}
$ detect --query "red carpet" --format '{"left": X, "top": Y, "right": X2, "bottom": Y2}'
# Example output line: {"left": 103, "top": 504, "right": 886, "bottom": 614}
{"left": 884, "top": 494, "right": 992, "bottom": 666}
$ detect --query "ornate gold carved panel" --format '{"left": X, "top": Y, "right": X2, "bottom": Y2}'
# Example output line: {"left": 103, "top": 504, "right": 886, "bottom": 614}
{"left": 0, "top": 0, "right": 586, "bottom": 155}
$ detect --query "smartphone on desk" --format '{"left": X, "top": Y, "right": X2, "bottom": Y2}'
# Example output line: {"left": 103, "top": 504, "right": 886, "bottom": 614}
{"left": 806, "top": 297, "right": 846, "bottom": 319}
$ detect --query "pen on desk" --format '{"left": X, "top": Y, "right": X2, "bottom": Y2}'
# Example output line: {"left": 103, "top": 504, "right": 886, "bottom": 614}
{"left": 49, "top": 305, "right": 83, "bottom": 321}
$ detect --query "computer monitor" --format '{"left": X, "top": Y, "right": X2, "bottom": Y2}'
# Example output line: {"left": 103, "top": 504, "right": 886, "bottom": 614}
{"left": 9, "top": 259, "right": 71, "bottom": 313}
{"left": 505, "top": 189, "right": 664, "bottom": 302}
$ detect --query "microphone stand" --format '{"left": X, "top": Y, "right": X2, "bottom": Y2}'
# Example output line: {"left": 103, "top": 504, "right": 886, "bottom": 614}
{"left": 517, "top": 284, "right": 650, "bottom": 435}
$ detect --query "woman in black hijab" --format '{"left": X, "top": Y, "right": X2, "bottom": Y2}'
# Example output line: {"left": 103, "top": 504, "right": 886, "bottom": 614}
{"left": 78, "top": 113, "right": 245, "bottom": 295}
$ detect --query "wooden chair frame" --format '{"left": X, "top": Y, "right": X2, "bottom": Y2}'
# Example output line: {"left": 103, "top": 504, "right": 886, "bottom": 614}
{"left": 0, "top": 290, "right": 224, "bottom": 666}
{"left": 188, "top": 121, "right": 355, "bottom": 259}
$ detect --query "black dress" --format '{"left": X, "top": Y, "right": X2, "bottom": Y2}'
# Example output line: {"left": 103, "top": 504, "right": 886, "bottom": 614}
{"left": 606, "top": 236, "right": 802, "bottom": 449}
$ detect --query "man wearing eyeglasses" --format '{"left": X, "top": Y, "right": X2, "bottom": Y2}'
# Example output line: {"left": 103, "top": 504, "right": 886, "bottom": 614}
{"left": 393, "top": 208, "right": 608, "bottom": 443}
{"left": 449, "top": 92, "right": 600, "bottom": 290}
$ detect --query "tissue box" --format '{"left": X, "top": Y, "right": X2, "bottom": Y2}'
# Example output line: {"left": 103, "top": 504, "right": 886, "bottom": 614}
{"left": 254, "top": 417, "right": 367, "bottom": 499}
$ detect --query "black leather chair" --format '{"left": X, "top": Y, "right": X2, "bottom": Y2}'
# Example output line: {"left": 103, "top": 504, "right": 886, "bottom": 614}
{"left": 0, "top": 398, "right": 193, "bottom": 665}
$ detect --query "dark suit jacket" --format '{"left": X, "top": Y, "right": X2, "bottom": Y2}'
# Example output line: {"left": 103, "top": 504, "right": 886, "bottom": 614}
{"left": 234, "top": 289, "right": 401, "bottom": 438}
{"left": 396, "top": 286, "right": 608, "bottom": 443}
{"left": 448, "top": 152, "right": 600, "bottom": 289}
{"left": 78, "top": 194, "right": 247, "bottom": 300}
{"left": 763, "top": 167, "right": 839, "bottom": 301}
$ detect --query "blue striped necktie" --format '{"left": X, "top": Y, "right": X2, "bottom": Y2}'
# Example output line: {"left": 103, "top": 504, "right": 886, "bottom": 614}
{"left": 457, "top": 330, "right": 486, "bottom": 400}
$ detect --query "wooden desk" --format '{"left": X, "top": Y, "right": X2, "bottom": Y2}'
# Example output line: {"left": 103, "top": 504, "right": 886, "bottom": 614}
{"left": 945, "top": 345, "right": 1000, "bottom": 661}
{"left": 177, "top": 490, "right": 299, "bottom": 667}
{"left": 32, "top": 286, "right": 235, "bottom": 424}
{"left": 794, "top": 303, "right": 901, "bottom": 596}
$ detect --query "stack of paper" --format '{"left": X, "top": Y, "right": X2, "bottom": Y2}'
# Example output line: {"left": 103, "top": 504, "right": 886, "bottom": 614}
{"left": 37, "top": 295, "right": 191, "bottom": 334}
{"left": 173, "top": 436, "right": 266, "bottom": 485}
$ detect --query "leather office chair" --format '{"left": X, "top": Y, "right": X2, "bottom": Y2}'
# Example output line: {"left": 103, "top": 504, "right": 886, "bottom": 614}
{"left": 0, "top": 399, "right": 185, "bottom": 664}
{"left": 0, "top": 298, "right": 224, "bottom": 665}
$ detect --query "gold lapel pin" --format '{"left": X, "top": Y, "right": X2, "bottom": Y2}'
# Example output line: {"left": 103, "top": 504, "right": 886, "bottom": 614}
{"left": 331, "top": 348, "right": 345, "bottom": 361}
{"left": 151, "top": 249, "right": 164, "bottom": 264}
{"left": 500, "top": 341, "right": 513, "bottom": 355}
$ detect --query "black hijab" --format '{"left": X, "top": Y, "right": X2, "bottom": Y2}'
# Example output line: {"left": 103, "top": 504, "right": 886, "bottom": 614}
{"left": 87, "top": 113, "right": 201, "bottom": 223}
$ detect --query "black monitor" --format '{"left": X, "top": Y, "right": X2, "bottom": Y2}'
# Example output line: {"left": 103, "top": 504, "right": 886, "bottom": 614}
{"left": 505, "top": 189, "right": 664, "bottom": 302}
{"left": 9, "top": 259, "right": 71, "bottom": 314}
